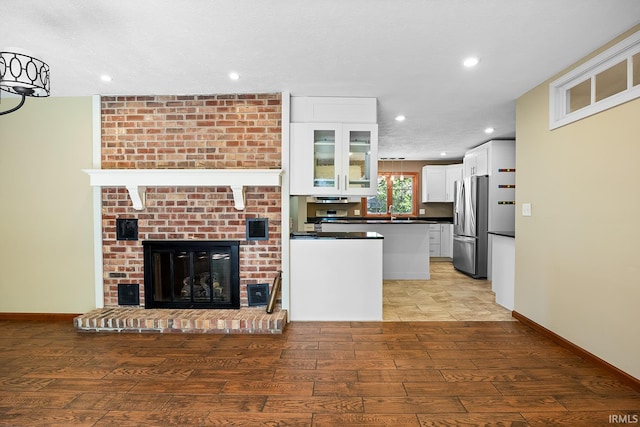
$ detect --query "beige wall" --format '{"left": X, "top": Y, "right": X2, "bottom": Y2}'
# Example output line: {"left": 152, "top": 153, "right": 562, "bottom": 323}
{"left": 515, "top": 26, "right": 640, "bottom": 379}
{"left": 0, "top": 96, "right": 95, "bottom": 313}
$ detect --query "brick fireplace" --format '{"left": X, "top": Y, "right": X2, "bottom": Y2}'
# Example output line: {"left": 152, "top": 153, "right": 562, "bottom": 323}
{"left": 98, "top": 93, "right": 283, "bottom": 309}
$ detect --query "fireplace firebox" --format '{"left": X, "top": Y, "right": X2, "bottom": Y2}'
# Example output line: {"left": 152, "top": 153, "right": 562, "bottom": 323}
{"left": 143, "top": 240, "right": 240, "bottom": 309}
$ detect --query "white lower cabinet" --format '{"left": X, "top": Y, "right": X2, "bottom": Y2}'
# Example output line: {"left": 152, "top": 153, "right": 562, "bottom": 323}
{"left": 290, "top": 237, "right": 383, "bottom": 321}
{"left": 441, "top": 224, "right": 453, "bottom": 258}
{"left": 428, "top": 224, "right": 441, "bottom": 257}
{"left": 429, "top": 223, "right": 453, "bottom": 258}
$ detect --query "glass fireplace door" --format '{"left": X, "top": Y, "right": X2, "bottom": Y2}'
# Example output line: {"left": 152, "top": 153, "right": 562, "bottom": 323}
{"left": 144, "top": 240, "right": 240, "bottom": 309}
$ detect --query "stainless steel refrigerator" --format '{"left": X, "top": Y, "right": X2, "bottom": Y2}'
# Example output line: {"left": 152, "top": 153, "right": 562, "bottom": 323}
{"left": 453, "top": 175, "right": 489, "bottom": 279}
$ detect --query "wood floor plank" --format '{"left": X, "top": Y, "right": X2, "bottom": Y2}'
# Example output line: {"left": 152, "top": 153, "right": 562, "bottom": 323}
{"left": 394, "top": 358, "right": 477, "bottom": 370}
{"left": 404, "top": 381, "right": 502, "bottom": 396}
{"left": 354, "top": 349, "right": 431, "bottom": 360}
{"left": 273, "top": 368, "right": 359, "bottom": 382}
{"left": 417, "top": 412, "right": 529, "bottom": 426}
{"left": 492, "top": 381, "right": 593, "bottom": 396}
{"left": 22, "top": 366, "right": 113, "bottom": 380}
{"left": 204, "top": 412, "right": 313, "bottom": 426}
{"left": 313, "top": 381, "right": 407, "bottom": 397}
{"left": 363, "top": 396, "right": 466, "bottom": 413}
{"left": 318, "top": 341, "right": 389, "bottom": 351}
{"left": 262, "top": 396, "right": 364, "bottom": 413}
{"left": 190, "top": 368, "right": 276, "bottom": 381}
{"left": 357, "top": 369, "right": 444, "bottom": 383}
{"left": 237, "top": 356, "right": 317, "bottom": 370}
{"left": 459, "top": 395, "right": 568, "bottom": 412}
{"left": 440, "top": 368, "right": 536, "bottom": 382}
{"left": 0, "top": 408, "right": 106, "bottom": 427}
{"left": 220, "top": 380, "right": 314, "bottom": 396}
{"left": 102, "top": 366, "right": 194, "bottom": 380}
{"left": 163, "top": 394, "right": 266, "bottom": 412}
{"left": 312, "top": 413, "right": 421, "bottom": 426}
{"left": 553, "top": 394, "right": 640, "bottom": 411}
{"left": 280, "top": 349, "right": 356, "bottom": 360}
{"left": 0, "top": 391, "right": 80, "bottom": 409}
{"left": 0, "top": 377, "right": 55, "bottom": 392}
{"left": 129, "top": 379, "right": 227, "bottom": 394}
{"left": 94, "top": 409, "right": 212, "bottom": 427}
{"left": 316, "top": 359, "right": 397, "bottom": 370}
{"left": 40, "top": 378, "right": 139, "bottom": 393}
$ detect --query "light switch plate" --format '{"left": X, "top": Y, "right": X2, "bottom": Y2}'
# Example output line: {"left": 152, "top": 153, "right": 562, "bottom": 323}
{"left": 522, "top": 203, "right": 532, "bottom": 217}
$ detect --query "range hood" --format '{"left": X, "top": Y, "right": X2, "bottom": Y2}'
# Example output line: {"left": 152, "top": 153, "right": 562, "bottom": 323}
{"left": 307, "top": 196, "right": 361, "bottom": 204}
{"left": 83, "top": 168, "right": 283, "bottom": 211}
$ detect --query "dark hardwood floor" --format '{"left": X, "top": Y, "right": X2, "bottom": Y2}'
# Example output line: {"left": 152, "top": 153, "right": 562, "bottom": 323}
{"left": 0, "top": 319, "right": 638, "bottom": 426}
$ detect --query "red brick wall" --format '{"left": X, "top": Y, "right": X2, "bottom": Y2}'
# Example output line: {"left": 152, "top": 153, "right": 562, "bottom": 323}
{"left": 100, "top": 94, "right": 282, "bottom": 307}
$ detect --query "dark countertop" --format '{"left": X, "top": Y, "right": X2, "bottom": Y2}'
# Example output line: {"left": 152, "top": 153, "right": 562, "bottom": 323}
{"left": 291, "top": 232, "right": 384, "bottom": 240}
{"left": 308, "top": 216, "right": 453, "bottom": 224}
{"left": 321, "top": 219, "right": 434, "bottom": 225}
{"left": 489, "top": 231, "right": 515, "bottom": 238}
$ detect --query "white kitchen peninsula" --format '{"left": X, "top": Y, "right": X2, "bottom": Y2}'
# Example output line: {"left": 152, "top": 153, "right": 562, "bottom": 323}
{"left": 290, "top": 232, "right": 383, "bottom": 321}
{"left": 321, "top": 220, "right": 431, "bottom": 280}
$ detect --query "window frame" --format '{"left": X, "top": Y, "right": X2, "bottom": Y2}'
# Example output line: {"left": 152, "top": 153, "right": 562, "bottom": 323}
{"left": 549, "top": 30, "right": 640, "bottom": 130}
{"left": 362, "top": 172, "right": 419, "bottom": 217}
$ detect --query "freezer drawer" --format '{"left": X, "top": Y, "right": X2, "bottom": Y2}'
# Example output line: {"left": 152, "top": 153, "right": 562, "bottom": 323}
{"left": 453, "top": 236, "right": 476, "bottom": 276}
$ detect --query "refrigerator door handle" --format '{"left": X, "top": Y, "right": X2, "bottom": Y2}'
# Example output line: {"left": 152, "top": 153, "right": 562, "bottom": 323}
{"left": 453, "top": 235, "right": 476, "bottom": 243}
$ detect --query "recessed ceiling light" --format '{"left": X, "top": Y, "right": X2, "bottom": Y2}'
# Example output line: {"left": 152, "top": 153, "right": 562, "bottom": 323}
{"left": 440, "top": 152, "right": 447, "bottom": 156}
{"left": 100, "top": 75, "right": 112, "bottom": 82}
{"left": 463, "top": 57, "right": 480, "bottom": 68}
{"left": 395, "top": 115, "right": 406, "bottom": 122}
{"left": 484, "top": 127, "right": 495, "bottom": 134}
{"left": 229, "top": 72, "right": 240, "bottom": 80}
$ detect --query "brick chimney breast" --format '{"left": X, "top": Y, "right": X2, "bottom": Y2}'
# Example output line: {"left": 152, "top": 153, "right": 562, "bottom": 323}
{"left": 100, "top": 93, "right": 282, "bottom": 307}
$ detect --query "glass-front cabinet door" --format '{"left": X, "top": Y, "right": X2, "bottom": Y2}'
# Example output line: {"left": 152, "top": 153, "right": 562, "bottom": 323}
{"left": 313, "top": 128, "right": 339, "bottom": 191}
{"left": 289, "top": 122, "right": 377, "bottom": 195}
{"left": 342, "top": 124, "right": 378, "bottom": 195}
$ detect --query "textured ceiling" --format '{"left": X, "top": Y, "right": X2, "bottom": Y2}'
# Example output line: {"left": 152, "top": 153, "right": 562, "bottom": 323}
{"left": 2, "top": 0, "right": 639, "bottom": 159}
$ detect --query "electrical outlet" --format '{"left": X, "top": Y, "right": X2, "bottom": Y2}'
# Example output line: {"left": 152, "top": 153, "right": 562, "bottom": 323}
{"left": 354, "top": 209, "right": 360, "bottom": 216}
{"left": 419, "top": 208, "right": 425, "bottom": 215}
{"left": 522, "top": 203, "right": 532, "bottom": 217}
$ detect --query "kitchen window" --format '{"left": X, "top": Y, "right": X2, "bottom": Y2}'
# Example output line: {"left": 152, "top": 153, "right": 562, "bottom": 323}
{"left": 549, "top": 29, "right": 640, "bottom": 129}
{"left": 364, "top": 172, "right": 418, "bottom": 217}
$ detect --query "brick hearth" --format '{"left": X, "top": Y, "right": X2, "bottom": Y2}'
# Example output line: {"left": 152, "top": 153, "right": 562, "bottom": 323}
{"left": 74, "top": 307, "right": 287, "bottom": 334}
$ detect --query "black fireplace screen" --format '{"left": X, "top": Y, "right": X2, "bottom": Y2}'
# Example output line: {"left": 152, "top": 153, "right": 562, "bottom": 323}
{"left": 143, "top": 240, "right": 240, "bottom": 309}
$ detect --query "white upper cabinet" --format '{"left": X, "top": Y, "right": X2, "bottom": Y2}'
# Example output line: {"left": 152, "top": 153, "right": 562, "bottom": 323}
{"left": 421, "top": 164, "right": 463, "bottom": 203}
{"left": 463, "top": 145, "right": 489, "bottom": 177}
{"left": 290, "top": 122, "right": 378, "bottom": 196}
{"left": 462, "top": 140, "right": 516, "bottom": 232}
{"left": 444, "top": 164, "right": 463, "bottom": 202}
{"left": 421, "top": 167, "right": 446, "bottom": 202}
{"left": 290, "top": 96, "right": 378, "bottom": 196}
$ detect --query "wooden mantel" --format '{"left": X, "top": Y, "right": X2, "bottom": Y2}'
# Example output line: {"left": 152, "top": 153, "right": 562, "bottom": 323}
{"left": 83, "top": 168, "right": 284, "bottom": 211}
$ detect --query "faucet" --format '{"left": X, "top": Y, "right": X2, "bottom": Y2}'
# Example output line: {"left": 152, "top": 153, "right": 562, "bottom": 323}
{"left": 388, "top": 204, "right": 396, "bottom": 221}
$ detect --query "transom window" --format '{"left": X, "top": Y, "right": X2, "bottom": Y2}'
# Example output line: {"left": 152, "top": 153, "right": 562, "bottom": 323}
{"left": 549, "top": 30, "right": 640, "bottom": 129}
{"left": 364, "top": 172, "right": 418, "bottom": 217}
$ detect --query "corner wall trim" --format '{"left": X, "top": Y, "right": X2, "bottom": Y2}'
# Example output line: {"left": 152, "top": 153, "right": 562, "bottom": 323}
{"left": 0, "top": 313, "right": 80, "bottom": 322}
{"left": 512, "top": 310, "right": 640, "bottom": 392}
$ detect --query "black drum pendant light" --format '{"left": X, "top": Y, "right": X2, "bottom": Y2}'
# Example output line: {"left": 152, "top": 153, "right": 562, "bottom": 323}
{"left": 0, "top": 49, "right": 50, "bottom": 116}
